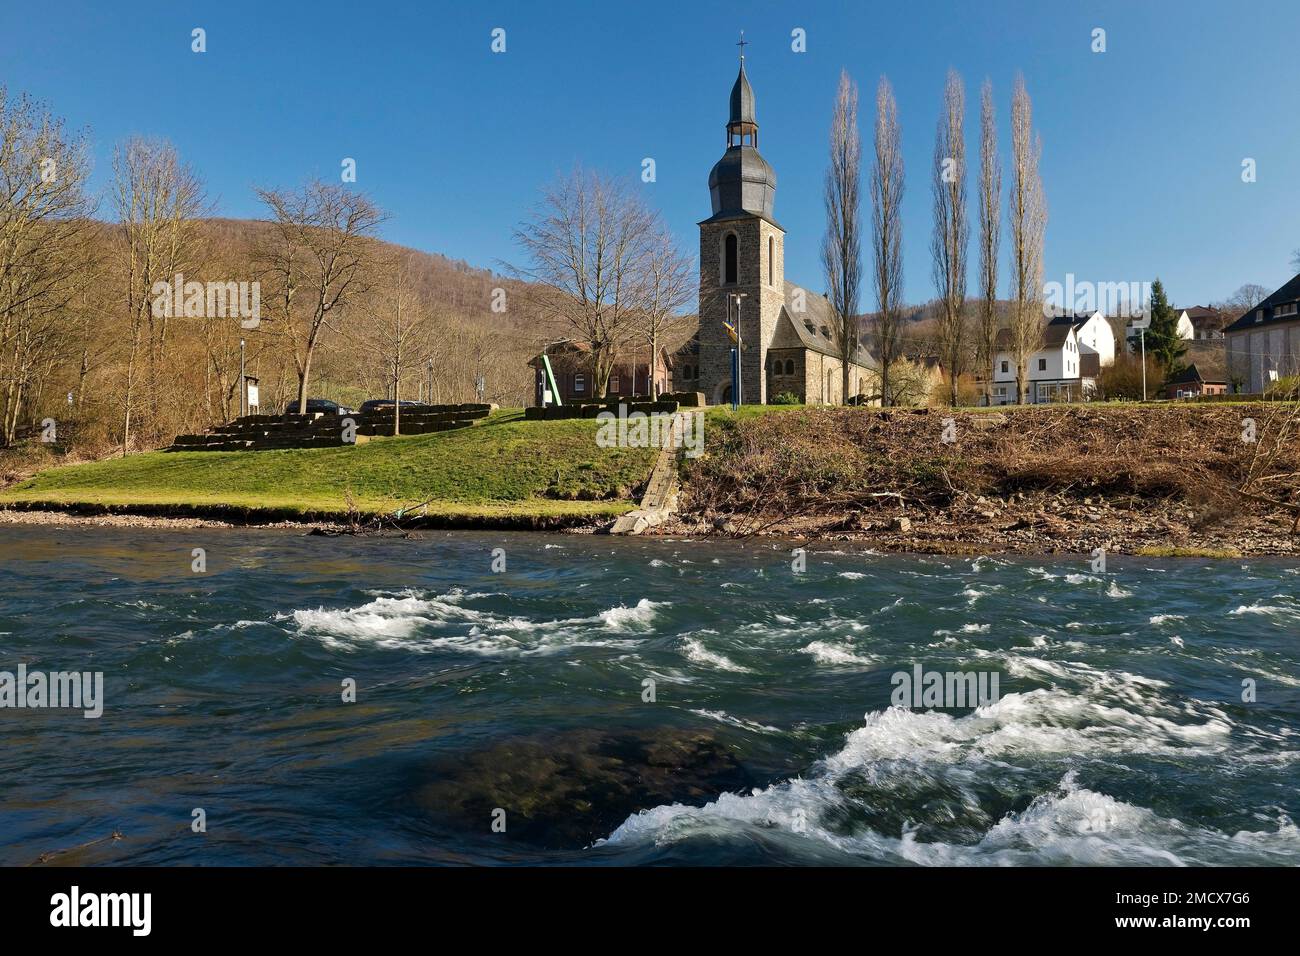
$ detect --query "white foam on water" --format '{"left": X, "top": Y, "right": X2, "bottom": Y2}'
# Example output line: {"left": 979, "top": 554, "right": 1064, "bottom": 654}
{"left": 681, "top": 637, "right": 751, "bottom": 673}
{"left": 598, "top": 598, "right": 666, "bottom": 632}
{"left": 598, "top": 693, "right": 1283, "bottom": 865}
{"left": 288, "top": 596, "right": 445, "bottom": 647}
{"left": 799, "top": 640, "right": 877, "bottom": 667}
{"left": 933, "top": 623, "right": 991, "bottom": 637}
{"left": 1149, "top": 614, "right": 1185, "bottom": 625}
{"left": 1230, "top": 602, "right": 1299, "bottom": 621}
{"left": 283, "top": 592, "right": 665, "bottom": 655}
{"left": 838, "top": 571, "right": 867, "bottom": 580}
{"left": 960, "top": 585, "right": 1002, "bottom": 606}
{"left": 689, "top": 709, "right": 781, "bottom": 734}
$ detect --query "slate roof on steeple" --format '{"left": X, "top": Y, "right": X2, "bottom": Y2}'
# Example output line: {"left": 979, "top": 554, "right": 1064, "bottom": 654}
{"left": 730, "top": 61, "right": 756, "bottom": 126}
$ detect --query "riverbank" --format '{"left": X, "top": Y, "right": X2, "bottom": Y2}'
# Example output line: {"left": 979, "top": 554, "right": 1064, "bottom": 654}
{"left": 670, "top": 402, "right": 1300, "bottom": 556}
{"left": 4, "top": 403, "right": 1298, "bottom": 555}
{"left": 0, "top": 409, "right": 651, "bottom": 528}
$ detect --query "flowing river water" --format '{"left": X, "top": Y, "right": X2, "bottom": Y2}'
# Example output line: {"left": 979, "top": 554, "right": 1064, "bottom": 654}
{"left": 1, "top": 525, "right": 1297, "bottom": 865}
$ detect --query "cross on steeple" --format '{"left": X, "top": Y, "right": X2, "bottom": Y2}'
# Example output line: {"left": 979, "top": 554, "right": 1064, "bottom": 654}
{"left": 736, "top": 31, "right": 748, "bottom": 62}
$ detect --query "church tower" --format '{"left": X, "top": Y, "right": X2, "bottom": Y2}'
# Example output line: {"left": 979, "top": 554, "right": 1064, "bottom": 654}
{"left": 698, "top": 42, "right": 785, "bottom": 406}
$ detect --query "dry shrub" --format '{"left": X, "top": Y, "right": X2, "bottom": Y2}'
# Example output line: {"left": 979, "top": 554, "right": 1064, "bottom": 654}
{"left": 683, "top": 403, "right": 1300, "bottom": 528}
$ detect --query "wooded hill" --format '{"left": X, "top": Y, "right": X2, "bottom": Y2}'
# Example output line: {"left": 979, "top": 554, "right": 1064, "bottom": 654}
{"left": 3, "top": 214, "right": 553, "bottom": 457}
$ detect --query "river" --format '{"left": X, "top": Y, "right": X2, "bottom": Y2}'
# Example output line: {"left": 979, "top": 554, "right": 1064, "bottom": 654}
{"left": 1, "top": 525, "right": 1296, "bottom": 865}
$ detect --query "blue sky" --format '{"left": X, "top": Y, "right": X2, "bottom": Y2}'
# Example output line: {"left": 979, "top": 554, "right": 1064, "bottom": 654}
{"left": 2, "top": 0, "right": 1296, "bottom": 309}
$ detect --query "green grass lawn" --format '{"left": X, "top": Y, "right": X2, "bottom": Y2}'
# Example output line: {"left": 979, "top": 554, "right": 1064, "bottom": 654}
{"left": 0, "top": 410, "right": 657, "bottom": 522}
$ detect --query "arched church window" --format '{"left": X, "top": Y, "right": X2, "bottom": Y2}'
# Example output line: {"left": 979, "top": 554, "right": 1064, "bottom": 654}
{"left": 785, "top": 359, "right": 795, "bottom": 375}
{"left": 724, "top": 233, "right": 738, "bottom": 285}
{"left": 768, "top": 236, "right": 774, "bottom": 285}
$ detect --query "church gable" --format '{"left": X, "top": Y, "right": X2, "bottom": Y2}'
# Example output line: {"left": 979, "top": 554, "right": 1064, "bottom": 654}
{"left": 777, "top": 282, "right": 876, "bottom": 369}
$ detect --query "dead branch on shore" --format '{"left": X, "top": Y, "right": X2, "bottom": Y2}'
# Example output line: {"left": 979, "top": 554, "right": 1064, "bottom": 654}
{"left": 1236, "top": 391, "right": 1300, "bottom": 534}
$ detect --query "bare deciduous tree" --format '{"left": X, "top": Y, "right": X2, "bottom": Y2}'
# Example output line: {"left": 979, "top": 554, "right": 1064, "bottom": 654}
{"left": 111, "top": 137, "right": 207, "bottom": 453}
{"left": 930, "top": 69, "right": 969, "bottom": 407}
{"left": 822, "top": 69, "right": 863, "bottom": 406}
{"left": 0, "top": 87, "right": 98, "bottom": 444}
{"left": 349, "top": 261, "right": 430, "bottom": 434}
{"left": 638, "top": 230, "right": 693, "bottom": 399}
{"left": 511, "top": 168, "right": 662, "bottom": 398}
{"left": 1007, "top": 75, "right": 1046, "bottom": 405}
{"left": 975, "top": 79, "right": 1002, "bottom": 407}
{"left": 1228, "top": 283, "right": 1270, "bottom": 313}
{"left": 869, "top": 77, "right": 905, "bottom": 408}
{"left": 255, "top": 180, "right": 385, "bottom": 414}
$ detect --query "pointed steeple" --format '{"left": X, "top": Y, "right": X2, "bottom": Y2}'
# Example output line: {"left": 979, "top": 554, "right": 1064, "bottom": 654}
{"left": 728, "top": 33, "right": 757, "bottom": 145}
{"left": 706, "top": 36, "right": 776, "bottom": 222}
{"left": 729, "top": 65, "right": 756, "bottom": 131}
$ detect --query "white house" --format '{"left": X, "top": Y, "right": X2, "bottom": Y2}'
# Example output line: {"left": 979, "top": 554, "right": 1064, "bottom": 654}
{"left": 1127, "top": 308, "right": 1197, "bottom": 347}
{"left": 1072, "top": 310, "right": 1116, "bottom": 366}
{"left": 1181, "top": 306, "right": 1229, "bottom": 341}
{"left": 989, "top": 311, "right": 1117, "bottom": 404}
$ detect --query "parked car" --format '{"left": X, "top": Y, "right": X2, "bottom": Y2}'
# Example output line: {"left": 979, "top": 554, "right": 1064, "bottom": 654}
{"left": 282, "top": 398, "right": 355, "bottom": 417}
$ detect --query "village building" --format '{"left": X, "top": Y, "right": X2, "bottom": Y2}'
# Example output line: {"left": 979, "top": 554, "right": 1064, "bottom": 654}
{"left": 528, "top": 341, "right": 672, "bottom": 406}
{"left": 989, "top": 311, "right": 1116, "bottom": 404}
{"left": 694, "top": 51, "right": 875, "bottom": 406}
{"left": 1224, "top": 272, "right": 1300, "bottom": 393}
{"left": 1125, "top": 308, "right": 1197, "bottom": 349}
{"left": 1179, "top": 305, "right": 1230, "bottom": 341}
{"left": 1163, "top": 362, "right": 1228, "bottom": 399}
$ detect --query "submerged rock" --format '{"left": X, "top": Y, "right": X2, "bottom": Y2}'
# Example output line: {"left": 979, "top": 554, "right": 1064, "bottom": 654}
{"left": 413, "top": 728, "right": 753, "bottom": 848}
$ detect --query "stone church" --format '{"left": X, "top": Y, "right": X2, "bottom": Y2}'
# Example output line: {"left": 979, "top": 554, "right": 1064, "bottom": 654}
{"left": 688, "top": 52, "right": 876, "bottom": 406}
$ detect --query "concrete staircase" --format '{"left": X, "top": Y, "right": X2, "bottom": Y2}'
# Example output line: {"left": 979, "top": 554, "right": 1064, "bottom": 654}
{"left": 610, "top": 412, "right": 691, "bottom": 535}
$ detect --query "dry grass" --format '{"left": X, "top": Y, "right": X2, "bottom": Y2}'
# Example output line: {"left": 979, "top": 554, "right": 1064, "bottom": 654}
{"left": 685, "top": 404, "right": 1299, "bottom": 531}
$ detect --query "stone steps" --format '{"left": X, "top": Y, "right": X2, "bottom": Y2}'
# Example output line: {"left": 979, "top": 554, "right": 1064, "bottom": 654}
{"left": 166, "top": 403, "right": 491, "bottom": 451}
{"left": 525, "top": 399, "right": 680, "bottom": 421}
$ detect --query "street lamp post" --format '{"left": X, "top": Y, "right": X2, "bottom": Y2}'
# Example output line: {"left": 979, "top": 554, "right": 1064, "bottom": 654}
{"left": 1139, "top": 328, "right": 1147, "bottom": 402}
{"left": 1127, "top": 316, "right": 1150, "bottom": 402}
{"left": 239, "top": 338, "right": 246, "bottom": 417}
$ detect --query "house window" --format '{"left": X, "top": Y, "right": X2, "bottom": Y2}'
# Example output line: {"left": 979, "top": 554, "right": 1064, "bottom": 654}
{"left": 1278, "top": 302, "right": 1298, "bottom": 318}
{"left": 609, "top": 374, "right": 620, "bottom": 392}
{"left": 724, "top": 233, "right": 738, "bottom": 285}
{"left": 574, "top": 374, "right": 585, "bottom": 393}
{"left": 1038, "top": 358, "right": 1047, "bottom": 372}
{"left": 1000, "top": 360, "right": 1009, "bottom": 374}
{"left": 768, "top": 236, "right": 774, "bottom": 285}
